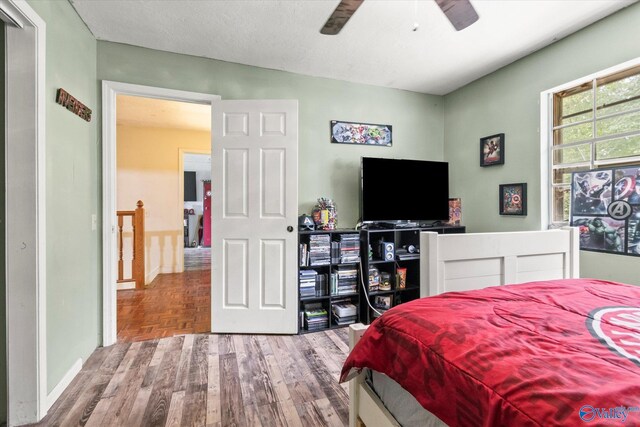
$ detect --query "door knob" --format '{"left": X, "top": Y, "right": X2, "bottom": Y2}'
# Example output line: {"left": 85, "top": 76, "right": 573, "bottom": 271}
{"left": 287, "top": 226, "right": 294, "bottom": 232}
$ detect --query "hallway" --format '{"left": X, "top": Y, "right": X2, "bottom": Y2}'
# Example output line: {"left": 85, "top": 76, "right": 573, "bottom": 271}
{"left": 117, "top": 268, "right": 211, "bottom": 342}
{"left": 184, "top": 246, "right": 211, "bottom": 271}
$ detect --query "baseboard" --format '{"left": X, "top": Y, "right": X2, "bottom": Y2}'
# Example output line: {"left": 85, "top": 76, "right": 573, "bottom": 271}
{"left": 45, "top": 358, "right": 82, "bottom": 410}
{"left": 117, "top": 281, "right": 135, "bottom": 291}
{"left": 160, "top": 265, "right": 180, "bottom": 274}
{"left": 146, "top": 266, "right": 159, "bottom": 284}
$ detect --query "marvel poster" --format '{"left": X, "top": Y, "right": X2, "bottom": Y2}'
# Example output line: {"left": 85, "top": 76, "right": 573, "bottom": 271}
{"left": 570, "top": 166, "right": 640, "bottom": 256}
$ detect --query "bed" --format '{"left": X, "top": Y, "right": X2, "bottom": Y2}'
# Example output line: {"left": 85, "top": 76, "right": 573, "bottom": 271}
{"left": 340, "top": 229, "right": 640, "bottom": 426}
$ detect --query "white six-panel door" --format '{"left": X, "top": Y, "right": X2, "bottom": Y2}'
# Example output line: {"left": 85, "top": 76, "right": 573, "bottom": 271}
{"left": 211, "top": 100, "right": 298, "bottom": 333}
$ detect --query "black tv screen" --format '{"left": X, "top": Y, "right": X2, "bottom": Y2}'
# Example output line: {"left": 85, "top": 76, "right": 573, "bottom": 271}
{"left": 184, "top": 171, "right": 197, "bottom": 201}
{"left": 361, "top": 157, "right": 449, "bottom": 222}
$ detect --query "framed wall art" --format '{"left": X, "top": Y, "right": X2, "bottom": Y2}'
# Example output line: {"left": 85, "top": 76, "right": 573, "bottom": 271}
{"left": 499, "top": 183, "right": 527, "bottom": 216}
{"left": 570, "top": 165, "right": 640, "bottom": 256}
{"left": 330, "top": 120, "right": 392, "bottom": 147}
{"left": 480, "top": 133, "right": 505, "bottom": 167}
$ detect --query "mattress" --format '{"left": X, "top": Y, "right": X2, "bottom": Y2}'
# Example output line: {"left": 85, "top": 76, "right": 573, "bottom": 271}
{"left": 341, "top": 279, "right": 640, "bottom": 426}
{"left": 366, "top": 368, "right": 446, "bottom": 427}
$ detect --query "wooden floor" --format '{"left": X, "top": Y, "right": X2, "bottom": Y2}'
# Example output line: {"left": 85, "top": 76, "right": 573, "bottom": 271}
{"left": 117, "top": 268, "right": 211, "bottom": 342}
{"left": 184, "top": 247, "right": 211, "bottom": 271}
{"left": 35, "top": 330, "right": 350, "bottom": 427}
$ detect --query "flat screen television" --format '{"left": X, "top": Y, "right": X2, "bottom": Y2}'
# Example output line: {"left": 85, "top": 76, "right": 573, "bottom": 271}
{"left": 360, "top": 157, "right": 449, "bottom": 222}
{"left": 184, "top": 171, "right": 197, "bottom": 201}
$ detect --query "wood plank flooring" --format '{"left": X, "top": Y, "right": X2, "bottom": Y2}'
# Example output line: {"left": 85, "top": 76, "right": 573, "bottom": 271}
{"left": 184, "top": 247, "right": 211, "bottom": 271}
{"left": 34, "top": 329, "right": 351, "bottom": 427}
{"left": 117, "top": 269, "right": 211, "bottom": 342}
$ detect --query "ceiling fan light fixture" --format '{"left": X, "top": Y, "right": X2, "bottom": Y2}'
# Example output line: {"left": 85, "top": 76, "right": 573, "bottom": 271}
{"left": 320, "top": 0, "right": 479, "bottom": 36}
{"left": 320, "top": 0, "right": 364, "bottom": 35}
{"left": 434, "top": 0, "right": 479, "bottom": 31}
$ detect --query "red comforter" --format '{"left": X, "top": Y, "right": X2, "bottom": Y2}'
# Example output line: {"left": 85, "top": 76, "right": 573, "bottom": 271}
{"left": 340, "top": 279, "right": 640, "bottom": 426}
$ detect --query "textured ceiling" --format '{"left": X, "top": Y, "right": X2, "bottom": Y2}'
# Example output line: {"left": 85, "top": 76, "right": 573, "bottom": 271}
{"left": 74, "top": 0, "right": 635, "bottom": 95}
{"left": 116, "top": 95, "right": 211, "bottom": 132}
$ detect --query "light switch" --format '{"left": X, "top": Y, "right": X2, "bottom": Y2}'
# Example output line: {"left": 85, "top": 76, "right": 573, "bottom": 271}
{"left": 91, "top": 214, "right": 97, "bottom": 231}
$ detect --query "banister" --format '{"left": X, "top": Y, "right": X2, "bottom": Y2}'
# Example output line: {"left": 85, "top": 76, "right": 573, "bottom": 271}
{"left": 116, "top": 200, "right": 145, "bottom": 289}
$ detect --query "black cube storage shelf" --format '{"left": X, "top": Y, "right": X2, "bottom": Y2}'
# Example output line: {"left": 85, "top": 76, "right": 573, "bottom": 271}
{"left": 298, "top": 229, "right": 362, "bottom": 334}
{"left": 360, "top": 225, "right": 465, "bottom": 325}
{"left": 297, "top": 225, "right": 465, "bottom": 333}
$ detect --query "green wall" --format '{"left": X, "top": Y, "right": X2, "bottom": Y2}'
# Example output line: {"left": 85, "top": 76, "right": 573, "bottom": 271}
{"left": 97, "top": 42, "right": 444, "bottom": 227}
{"left": 443, "top": 2, "right": 640, "bottom": 284}
{"left": 0, "top": 21, "right": 6, "bottom": 425}
{"left": 26, "top": 0, "right": 100, "bottom": 393}
{"left": 8, "top": 0, "right": 638, "bottom": 412}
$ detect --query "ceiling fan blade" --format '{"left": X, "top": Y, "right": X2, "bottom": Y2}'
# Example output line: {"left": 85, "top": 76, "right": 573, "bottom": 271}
{"left": 435, "top": 0, "right": 479, "bottom": 31}
{"left": 320, "top": 0, "right": 364, "bottom": 35}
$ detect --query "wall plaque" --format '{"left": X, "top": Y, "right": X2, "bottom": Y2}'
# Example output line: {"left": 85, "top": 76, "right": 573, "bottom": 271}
{"left": 56, "top": 88, "right": 92, "bottom": 122}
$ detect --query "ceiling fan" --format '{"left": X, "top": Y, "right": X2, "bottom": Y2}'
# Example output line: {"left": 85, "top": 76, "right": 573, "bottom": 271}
{"left": 320, "top": 0, "right": 479, "bottom": 35}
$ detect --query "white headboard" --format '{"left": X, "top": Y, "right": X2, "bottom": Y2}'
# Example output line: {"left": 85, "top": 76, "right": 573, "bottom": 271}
{"left": 419, "top": 228, "right": 579, "bottom": 297}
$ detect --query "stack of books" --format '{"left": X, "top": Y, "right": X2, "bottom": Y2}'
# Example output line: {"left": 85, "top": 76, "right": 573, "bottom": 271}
{"left": 303, "top": 302, "right": 329, "bottom": 331}
{"left": 315, "top": 273, "right": 328, "bottom": 297}
{"left": 330, "top": 272, "right": 338, "bottom": 295}
{"left": 299, "top": 243, "right": 308, "bottom": 267}
{"left": 335, "top": 266, "right": 358, "bottom": 295}
{"left": 332, "top": 301, "right": 358, "bottom": 326}
{"left": 299, "top": 270, "right": 318, "bottom": 298}
{"left": 332, "top": 233, "right": 360, "bottom": 264}
{"left": 309, "top": 234, "right": 331, "bottom": 266}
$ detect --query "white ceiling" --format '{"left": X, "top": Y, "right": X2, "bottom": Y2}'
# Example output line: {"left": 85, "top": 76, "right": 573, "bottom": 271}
{"left": 116, "top": 95, "right": 212, "bottom": 169}
{"left": 116, "top": 94, "right": 211, "bottom": 131}
{"left": 73, "top": 0, "right": 635, "bottom": 95}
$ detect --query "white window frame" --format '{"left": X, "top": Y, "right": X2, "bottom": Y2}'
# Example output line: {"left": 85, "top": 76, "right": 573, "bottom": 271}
{"left": 540, "top": 57, "right": 640, "bottom": 230}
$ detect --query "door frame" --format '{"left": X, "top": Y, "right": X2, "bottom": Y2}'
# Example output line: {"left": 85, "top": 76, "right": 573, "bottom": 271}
{"left": 102, "top": 81, "right": 219, "bottom": 346}
{"left": 1, "top": 0, "right": 47, "bottom": 424}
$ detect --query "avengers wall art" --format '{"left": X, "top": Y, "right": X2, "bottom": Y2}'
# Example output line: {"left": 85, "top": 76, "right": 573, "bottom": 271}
{"left": 570, "top": 166, "right": 640, "bottom": 256}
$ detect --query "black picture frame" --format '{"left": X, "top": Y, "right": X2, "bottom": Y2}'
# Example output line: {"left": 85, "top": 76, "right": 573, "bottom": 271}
{"left": 480, "top": 133, "right": 505, "bottom": 167}
{"left": 499, "top": 183, "right": 527, "bottom": 216}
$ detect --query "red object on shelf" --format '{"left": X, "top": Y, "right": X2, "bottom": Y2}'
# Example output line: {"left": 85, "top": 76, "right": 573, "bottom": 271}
{"left": 203, "top": 181, "right": 211, "bottom": 247}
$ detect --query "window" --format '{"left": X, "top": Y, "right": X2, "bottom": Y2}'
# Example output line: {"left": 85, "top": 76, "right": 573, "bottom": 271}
{"left": 547, "top": 63, "right": 640, "bottom": 226}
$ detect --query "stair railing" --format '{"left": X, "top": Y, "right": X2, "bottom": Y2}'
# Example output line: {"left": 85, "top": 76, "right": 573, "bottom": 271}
{"left": 116, "top": 200, "right": 145, "bottom": 289}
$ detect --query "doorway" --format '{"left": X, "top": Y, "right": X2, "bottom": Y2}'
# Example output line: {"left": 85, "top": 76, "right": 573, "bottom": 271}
{"left": 114, "top": 94, "right": 213, "bottom": 342}
{"left": 182, "top": 153, "right": 212, "bottom": 271}
{"left": 1, "top": 20, "right": 6, "bottom": 425}
{"left": 102, "top": 82, "right": 219, "bottom": 346}
{"left": 103, "top": 82, "right": 300, "bottom": 345}
{"left": 2, "top": 1, "right": 47, "bottom": 423}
